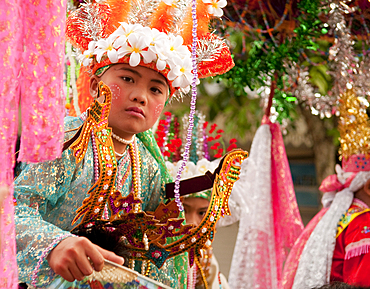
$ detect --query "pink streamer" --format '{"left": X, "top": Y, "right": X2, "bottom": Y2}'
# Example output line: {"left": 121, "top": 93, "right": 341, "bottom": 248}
{"left": 269, "top": 122, "right": 304, "bottom": 287}
{"left": 0, "top": 0, "right": 66, "bottom": 287}
{"left": 18, "top": 0, "right": 66, "bottom": 162}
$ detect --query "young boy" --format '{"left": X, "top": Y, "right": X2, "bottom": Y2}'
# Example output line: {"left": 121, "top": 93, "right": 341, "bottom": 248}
{"left": 14, "top": 1, "right": 234, "bottom": 288}
{"left": 183, "top": 192, "right": 231, "bottom": 289}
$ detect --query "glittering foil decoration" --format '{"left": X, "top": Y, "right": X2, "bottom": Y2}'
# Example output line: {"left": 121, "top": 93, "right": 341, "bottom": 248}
{"left": 327, "top": 1, "right": 356, "bottom": 104}
{"left": 128, "top": 0, "right": 159, "bottom": 26}
{"left": 287, "top": 1, "right": 370, "bottom": 120}
{"left": 286, "top": 63, "right": 337, "bottom": 119}
{"left": 338, "top": 88, "right": 370, "bottom": 160}
{"left": 196, "top": 35, "right": 227, "bottom": 63}
{"left": 76, "top": 2, "right": 106, "bottom": 41}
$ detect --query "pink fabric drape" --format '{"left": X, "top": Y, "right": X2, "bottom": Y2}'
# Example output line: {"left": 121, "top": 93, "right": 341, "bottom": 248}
{"left": 281, "top": 208, "right": 328, "bottom": 289}
{"left": 0, "top": 0, "right": 66, "bottom": 287}
{"left": 269, "top": 122, "right": 304, "bottom": 286}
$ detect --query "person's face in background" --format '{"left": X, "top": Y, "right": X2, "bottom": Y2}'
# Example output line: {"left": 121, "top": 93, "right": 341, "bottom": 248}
{"left": 183, "top": 197, "right": 210, "bottom": 226}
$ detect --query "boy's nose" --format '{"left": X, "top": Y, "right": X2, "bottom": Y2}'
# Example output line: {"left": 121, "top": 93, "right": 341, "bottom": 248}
{"left": 130, "top": 89, "right": 148, "bottom": 105}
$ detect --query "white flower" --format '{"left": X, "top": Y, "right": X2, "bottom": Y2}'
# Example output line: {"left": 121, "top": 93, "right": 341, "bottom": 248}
{"left": 203, "top": 0, "right": 227, "bottom": 17}
{"left": 162, "top": 0, "right": 177, "bottom": 7}
{"left": 103, "top": 184, "right": 109, "bottom": 190}
{"left": 196, "top": 158, "right": 219, "bottom": 175}
{"left": 79, "top": 41, "right": 96, "bottom": 66}
{"left": 167, "top": 58, "right": 194, "bottom": 88}
{"left": 118, "top": 22, "right": 145, "bottom": 38}
{"left": 151, "top": 39, "right": 172, "bottom": 70}
{"left": 179, "top": 244, "right": 185, "bottom": 249}
{"left": 168, "top": 34, "right": 190, "bottom": 59}
{"left": 94, "top": 34, "right": 120, "bottom": 63}
{"left": 117, "top": 34, "right": 156, "bottom": 67}
{"left": 179, "top": 86, "right": 191, "bottom": 94}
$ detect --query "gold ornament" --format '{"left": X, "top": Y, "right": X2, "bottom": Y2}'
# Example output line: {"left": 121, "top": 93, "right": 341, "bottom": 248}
{"left": 338, "top": 88, "right": 370, "bottom": 161}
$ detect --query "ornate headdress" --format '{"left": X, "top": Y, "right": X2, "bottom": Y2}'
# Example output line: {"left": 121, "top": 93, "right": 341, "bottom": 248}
{"left": 338, "top": 89, "right": 370, "bottom": 172}
{"left": 66, "top": 0, "right": 234, "bottom": 97}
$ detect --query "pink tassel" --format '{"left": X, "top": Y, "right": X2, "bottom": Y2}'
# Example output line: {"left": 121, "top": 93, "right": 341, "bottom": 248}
{"left": 345, "top": 239, "right": 370, "bottom": 260}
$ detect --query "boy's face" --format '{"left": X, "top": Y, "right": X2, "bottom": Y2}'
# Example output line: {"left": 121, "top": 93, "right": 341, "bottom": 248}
{"left": 91, "top": 64, "right": 169, "bottom": 139}
{"left": 183, "top": 197, "right": 210, "bottom": 227}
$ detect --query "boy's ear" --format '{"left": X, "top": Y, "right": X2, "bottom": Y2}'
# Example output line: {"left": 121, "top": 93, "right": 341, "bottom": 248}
{"left": 364, "top": 178, "right": 370, "bottom": 196}
{"left": 89, "top": 75, "right": 100, "bottom": 98}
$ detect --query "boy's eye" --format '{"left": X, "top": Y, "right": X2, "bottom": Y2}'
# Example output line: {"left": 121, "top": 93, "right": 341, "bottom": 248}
{"left": 121, "top": 76, "right": 133, "bottom": 82}
{"left": 151, "top": 87, "right": 163, "bottom": 95}
{"left": 199, "top": 210, "right": 207, "bottom": 217}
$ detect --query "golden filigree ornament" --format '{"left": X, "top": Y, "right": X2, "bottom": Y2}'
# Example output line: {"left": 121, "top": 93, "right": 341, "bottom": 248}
{"left": 73, "top": 149, "right": 247, "bottom": 269}
{"left": 338, "top": 88, "right": 370, "bottom": 171}
{"left": 71, "top": 81, "right": 118, "bottom": 225}
{"left": 69, "top": 82, "right": 248, "bottom": 271}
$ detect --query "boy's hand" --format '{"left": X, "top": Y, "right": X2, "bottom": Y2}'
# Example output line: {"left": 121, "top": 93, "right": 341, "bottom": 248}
{"left": 47, "top": 236, "right": 125, "bottom": 282}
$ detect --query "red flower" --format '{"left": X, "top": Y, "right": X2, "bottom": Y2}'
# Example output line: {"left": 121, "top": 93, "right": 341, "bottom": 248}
{"left": 159, "top": 119, "right": 168, "bottom": 125}
{"left": 156, "top": 131, "right": 166, "bottom": 137}
{"left": 218, "top": 148, "right": 223, "bottom": 153}
{"left": 214, "top": 153, "right": 222, "bottom": 158}
{"left": 174, "top": 138, "right": 182, "bottom": 147}
{"left": 216, "top": 129, "right": 224, "bottom": 133}
{"left": 207, "top": 136, "right": 214, "bottom": 142}
{"left": 170, "top": 138, "right": 182, "bottom": 149}
{"left": 209, "top": 123, "right": 217, "bottom": 134}
{"left": 163, "top": 151, "right": 171, "bottom": 157}
{"left": 227, "top": 143, "right": 238, "bottom": 152}
{"left": 229, "top": 138, "right": 237, "bottom": 144}
{"left": 164, "top": 111, "right": 172, "bottom": 116}
{"left": 210, "top": 144, "right": 219, "bottom": 150}
{"left": 215, "top": 134, "right": 221, "bottom": 140}
{"left": 203, "top": 121, "right": 209, "bottom": 129}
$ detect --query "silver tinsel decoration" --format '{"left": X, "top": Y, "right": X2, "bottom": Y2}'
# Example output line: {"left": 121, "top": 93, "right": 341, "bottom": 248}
{"left": 128, "top": 0, "right": 159, "bottom": 26}
{"left": 196, "top": 34, "right": 227, "bottom": 63}
{"left": 286, "top": 0, "right": 370, "bottom": 119}
{"left": 76, "top": 1, "right": 105, "bottom": 41}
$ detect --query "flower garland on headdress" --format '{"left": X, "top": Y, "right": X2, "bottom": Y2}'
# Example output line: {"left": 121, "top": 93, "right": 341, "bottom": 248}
{"left": 66, "top": 0, "right": 234, "bottom": 100}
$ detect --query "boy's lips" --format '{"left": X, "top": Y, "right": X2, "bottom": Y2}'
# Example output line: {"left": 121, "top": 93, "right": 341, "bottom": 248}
{"left": 126, "top": 107, "right": 144, "bottom": 117}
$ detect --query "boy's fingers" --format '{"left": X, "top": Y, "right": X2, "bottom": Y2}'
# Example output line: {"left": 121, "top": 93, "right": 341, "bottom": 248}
{"left": 97, "top": 246, "right": 125, "bottom": 266}
{"left": 55, "top": 268, "right": 75, "bottom": 283}
{"left": 68, "top": 263, "right": 85, "bottom": 281}
{"left": 75, "top": 254, "right": 94, "bottom": 276}
{"left": 84, "top": 243, "right": 105, "bottom": 272}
